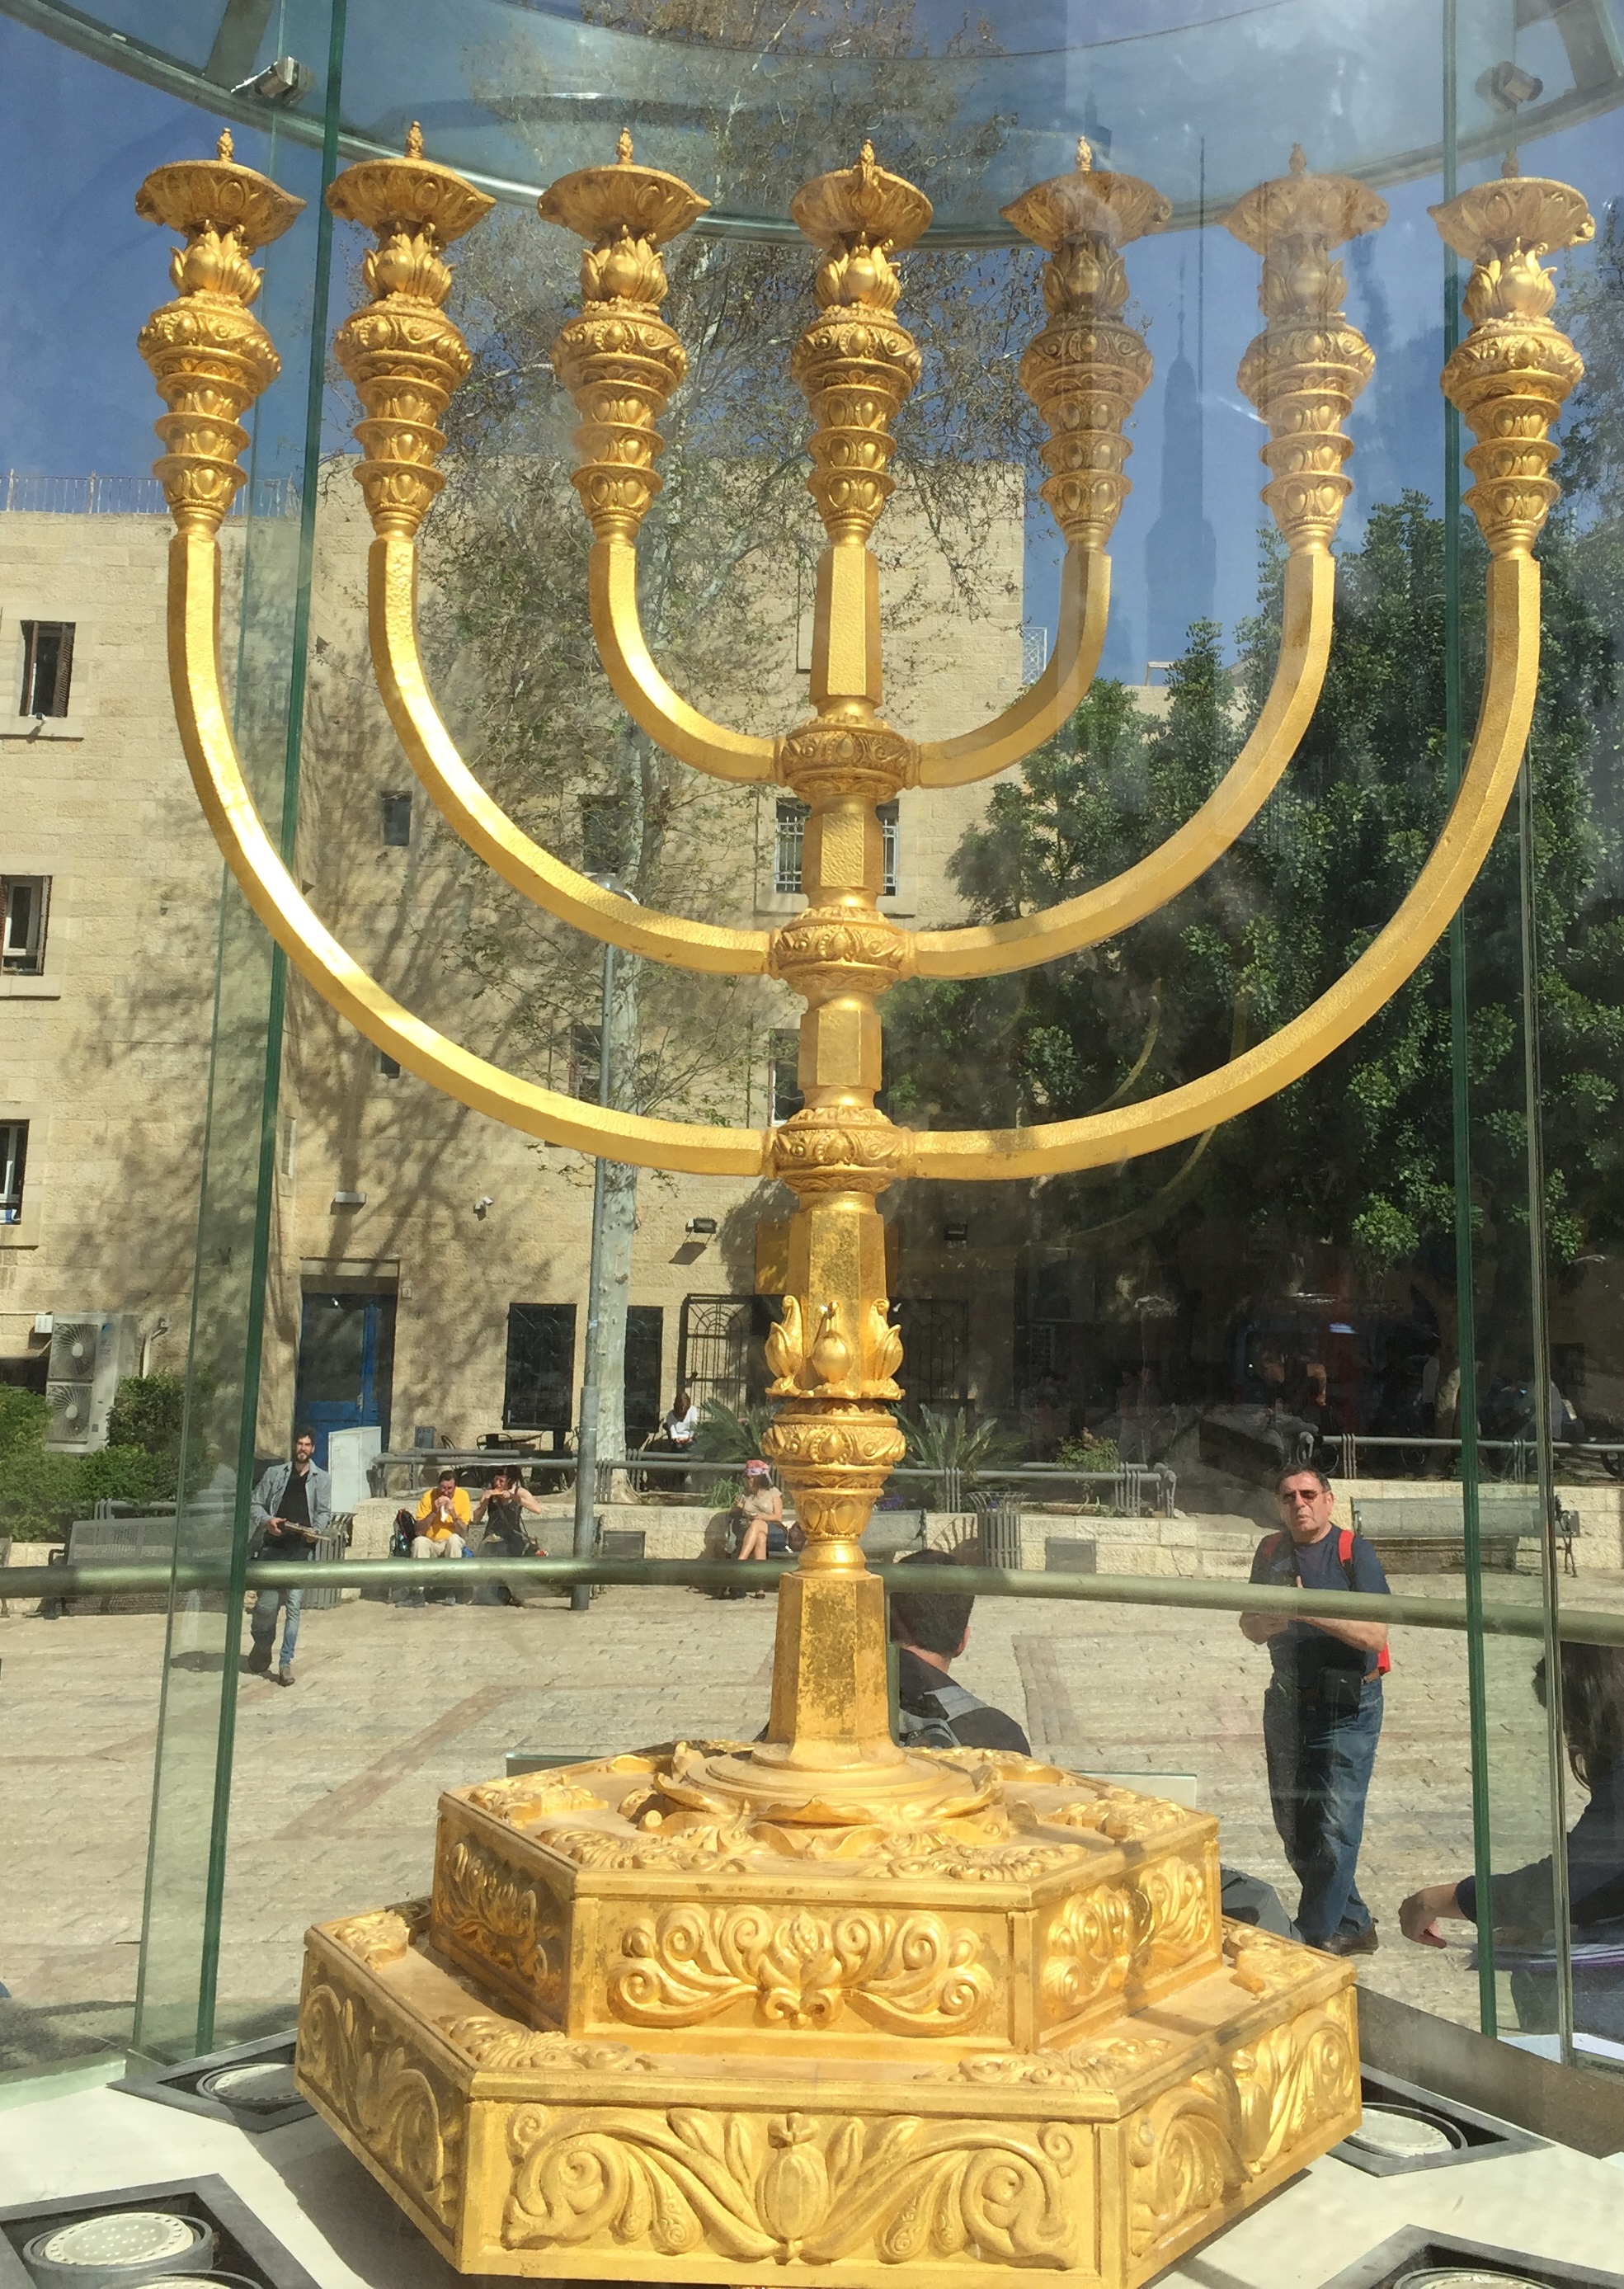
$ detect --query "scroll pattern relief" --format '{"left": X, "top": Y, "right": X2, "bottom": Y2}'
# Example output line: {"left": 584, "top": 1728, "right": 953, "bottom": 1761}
{"left": 327, "top": 1898, "right": 430, "bottom": 1969}
{"left": 501, "top": 2104, "right": 1085, "bottom": 2268}
{"left": 1042, "top": 1853, "right": 1217, "bottom": 2025}
{"left": 437, "top": 2013, "right": 658, "bottom": 2075}
{"left": 299, "top": 1977, "right": 464, "bottom": 2229}
{"left": 608, "top": 1905, "right": 996, "bottom": 2035}
{"left": 1125, "top": 1991, "right": 1357, "bottom": 2265}
{"left": 434, "top": 1830, "right": 567, "bottom": 2018}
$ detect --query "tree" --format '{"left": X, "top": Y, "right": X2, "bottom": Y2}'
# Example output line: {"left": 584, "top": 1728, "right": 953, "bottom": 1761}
{"left": 883, "top": 487, "right": 1624, "bottom": 1387}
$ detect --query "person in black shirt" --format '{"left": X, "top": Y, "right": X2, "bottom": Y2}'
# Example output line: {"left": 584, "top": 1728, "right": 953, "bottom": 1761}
{"left": 1241, "top": 1465, "right": 1391, "bottom": 1954}
{"left": 472, "top": 1467, "right": 548, "bottom": 1605}
{"left": 888, "top": 1549, "right": 1030, "bottom": 1753}
{"left": 248, "top": 1429, "right": 332, "bottom": 1684}
{"left": 1400, "top": 1643, "right": 1624, "bottom": 2041}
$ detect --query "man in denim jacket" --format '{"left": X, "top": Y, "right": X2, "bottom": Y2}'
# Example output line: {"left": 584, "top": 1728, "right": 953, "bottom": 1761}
{"left": 248, "top": 1429, "right": 332, "bottom": 1684}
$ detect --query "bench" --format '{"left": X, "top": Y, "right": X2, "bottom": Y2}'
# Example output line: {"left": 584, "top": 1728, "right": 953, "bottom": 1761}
{"left": 1350, "top": 1492, "right": 1579, "bottom": 1576}
{"left": 49, "top": 1512, "right": 349, "bottom": 1615}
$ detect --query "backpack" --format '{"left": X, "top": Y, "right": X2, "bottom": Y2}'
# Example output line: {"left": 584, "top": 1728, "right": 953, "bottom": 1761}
{"left": 895, "top": 1677, "right": 992, "bottom": 1749}
{"left": 1259, "top": 1525, "right": 1391, "bottom": 1675}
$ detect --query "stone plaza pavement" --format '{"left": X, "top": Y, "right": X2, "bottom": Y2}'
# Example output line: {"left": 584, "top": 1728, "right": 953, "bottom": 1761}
{"left": 5, "top": 1571, "right": 1618, "bottom": 2070}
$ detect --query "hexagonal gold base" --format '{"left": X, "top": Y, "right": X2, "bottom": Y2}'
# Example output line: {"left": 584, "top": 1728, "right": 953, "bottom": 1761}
{"left": 295, "top": 1746, "right": 1358, "bottom": 2287}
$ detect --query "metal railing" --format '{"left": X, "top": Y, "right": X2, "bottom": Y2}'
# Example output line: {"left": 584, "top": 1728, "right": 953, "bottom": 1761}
{"left": 1, "top": 470, "right": 300, "bottom": 519}
{"left": 1334, "top": 1432, "right": 1624, "bottom": 1479}
{"left": 365, "top": 1448, "right": 1176, "bottom": 1514}
{"left": 2, "top": 1551, "right": 1622, "bottom": 1645}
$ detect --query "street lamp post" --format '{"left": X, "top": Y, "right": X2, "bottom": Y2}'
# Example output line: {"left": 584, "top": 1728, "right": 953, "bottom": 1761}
{"left": 572, "top": 887, "right": 636, "bottom": 1612}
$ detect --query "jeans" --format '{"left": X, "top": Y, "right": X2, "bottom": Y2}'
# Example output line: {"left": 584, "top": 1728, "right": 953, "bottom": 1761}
{"left": 1262, "top": 1676, "right": 1383, "bottom": 1945}
{"left": 251, "top": 1582, "right": 304, "bottom": 1669}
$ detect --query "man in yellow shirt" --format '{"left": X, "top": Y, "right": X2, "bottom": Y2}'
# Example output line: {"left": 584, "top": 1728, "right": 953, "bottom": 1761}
{"left": 412, "top": 1470, "right": 472, "bottom": 1559}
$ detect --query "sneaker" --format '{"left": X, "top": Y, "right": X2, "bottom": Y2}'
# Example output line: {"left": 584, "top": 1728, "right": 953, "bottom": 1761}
{"left": 276, "top": 1668, "right": 295, "bottom": 1687}
{"left": 1316, "top": 1924, "right": 1378, "bottom": 1957}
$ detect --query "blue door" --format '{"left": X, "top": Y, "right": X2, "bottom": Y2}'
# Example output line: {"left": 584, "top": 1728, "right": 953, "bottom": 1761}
{"left": 294, "top": 1291, "right": 396, "bottom": 1467}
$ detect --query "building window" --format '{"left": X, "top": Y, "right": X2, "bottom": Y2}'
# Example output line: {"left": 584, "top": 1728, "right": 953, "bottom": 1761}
{"left": 378, "top": 1052, "right": 400, "bottom": 1078}
{"left": 0, "top": 1121, "right": 26, "bottom": 1224}
{"left": 774, "top": 799, "right": 806, "bottom": 894}
{"left": 380, "top": 791, "right": 412, "bottom": 846}
{"left": 894, "top": 1298, "right": 971, "bottom": 1406}
{"left": 21, "top": 621, "right": 74, "bottom": 718}
{"left": 2, "top": 877, "right": 49, "bottom": 974}
{"left": 769, "top": 1029, "right": 803, "bottom": 1125}
{"left": 503, "top": 1302, "right": 577, "bottom": 1433}
{"left": 774, "top": 801, "right": 896, "bottom": 897}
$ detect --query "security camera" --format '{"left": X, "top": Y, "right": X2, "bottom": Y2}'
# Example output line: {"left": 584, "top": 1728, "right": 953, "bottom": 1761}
{"left": 473, "top": 1195, "right": 494, "bottom": 1218}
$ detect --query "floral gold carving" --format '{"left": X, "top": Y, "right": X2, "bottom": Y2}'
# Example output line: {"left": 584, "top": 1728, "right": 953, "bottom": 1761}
{"left": 788, "top": 146, "right": 931, "bottom": 544}
{"left": 437, "top": 2013, "right": 658, "bottom": 2074}
{"left": 502, "top": 2103, "right": 1083, "bottom": 2267}
{"left": 774, "top": 719, "right": 920, "bottom": 803}
{"left": 1431, "top": 161, "right": 1593, "bottom": 556}
{"left": 608, "top": 1905, "right": 993, "bottom": 2034}
{"left": 327, "top": 1899, "right": 429, "bottom": 1969}
{"left": 326, "top": 129, "right": 494, "bottom": 539}
{"left": 1225, "top": 147, "right": 1385, "bottom": 550}
{"left": 539, "top": 1820, "right": 760, "bottom": 1873}
{"left": 463, "top": 1773, "right": 606, "bottom": 1825}
{"left": 1001, "top": 141, "right": 1168, "bottom": 550}
{"left": 541, "top": 135, "right": 711, "bottom": 540}
{"left": 299, "top": 1979, "right": 463, "bottom": 2227}
{"left": 930, "top": 2032, "right": 1175, "bottom": 2091}
{"left": 767, "top": 1104, "right": 913, "bottom": 1195}
{"left": 434, "top": 1832, "right": 565, "bottom": 2015}
{"left": 1043, "top": 1854, "right": 1215, "bottom": 2024}
{"left": 1124, "top": 1990, "right": 1357, "bottom": 2264}
{"left": 135, "top": 134, "right": 304, "bottom": 531}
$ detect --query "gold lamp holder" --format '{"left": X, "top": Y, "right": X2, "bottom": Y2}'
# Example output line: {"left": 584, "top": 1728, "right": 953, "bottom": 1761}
{"left": 131, "top": 124, "right": 1592, "bottom": 2288}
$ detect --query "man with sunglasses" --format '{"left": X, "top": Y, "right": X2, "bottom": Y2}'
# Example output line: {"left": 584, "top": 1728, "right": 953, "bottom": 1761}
{"left": 1241, "top": 1464, "right": 1391, "bottom": 1956}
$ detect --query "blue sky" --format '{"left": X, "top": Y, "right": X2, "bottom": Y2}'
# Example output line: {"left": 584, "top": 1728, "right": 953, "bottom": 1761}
{"left": 2, "top": 12, "right": 1621, "bottom": 663}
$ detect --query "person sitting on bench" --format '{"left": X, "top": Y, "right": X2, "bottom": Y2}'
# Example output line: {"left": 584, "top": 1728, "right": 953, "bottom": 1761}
{"left": 413, "top": 1470, "right": 471, "bottom": 1559}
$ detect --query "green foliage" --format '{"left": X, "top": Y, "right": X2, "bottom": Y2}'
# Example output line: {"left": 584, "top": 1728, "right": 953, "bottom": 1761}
{"left": 883, "top": 483, "right": 1624, "bottom": 1306}
{"left": 1057, "top": 1433, "right": 1121, "bottom": 1473}
{"left": 0, "top": 1375, "right": 182, "bottom": 1542}
{"left": 0, "top": 1387, "right": 49, "bottom": 1460}
{"left": 0, "top": 1444, "right": 84, "bottom": 1542}
{"left": 107, "top": 1373, "right": 186, "bottom": 1474}
{"left": 77, "top": 1446, "right": 170, "bottom": 1512}
{"left": 691, "top": 1397, "right": 779, "bottom": 1463}
{"left": 898, "top": 1406, "right": 1021, "bottom": 1481}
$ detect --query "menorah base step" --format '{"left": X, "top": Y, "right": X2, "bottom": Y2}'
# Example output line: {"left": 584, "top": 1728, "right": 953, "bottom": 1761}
{"left": 294, "top": 1749, "right": 1358, "bottom": 2288}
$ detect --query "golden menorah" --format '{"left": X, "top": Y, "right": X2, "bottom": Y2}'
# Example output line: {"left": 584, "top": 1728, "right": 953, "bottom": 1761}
{"left": 135, "top": 125, "right": 1590, "bottom": 2288}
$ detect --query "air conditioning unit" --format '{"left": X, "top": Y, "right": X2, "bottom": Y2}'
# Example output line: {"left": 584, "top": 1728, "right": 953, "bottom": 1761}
{"left": 46, "top": 1312, "right": 139, "bottom": 1451}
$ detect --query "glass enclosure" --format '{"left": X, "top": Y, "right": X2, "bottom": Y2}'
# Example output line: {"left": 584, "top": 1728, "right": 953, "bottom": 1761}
{"left": 2, "top": 0, "right": 1622, "bottom": 2094}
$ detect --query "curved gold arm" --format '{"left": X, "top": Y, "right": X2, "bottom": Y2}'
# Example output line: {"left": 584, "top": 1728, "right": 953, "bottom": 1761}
{"left": 916, "top": 548, "right": 1110, "bottom": 788}
{"left": 911, "top": 553, "right": 1537, "bottom": 1180}
{"left": 588, "top": 538, "right": 777, "bottom": 782}
{"left": 909, "top": 548, "right": 1332, "bottom": 979}
{"left": 370, "top": 536, "right": 771, "bottom": 971}
{"left": 176, "top": 530, "right": 768, "bottom": 1177}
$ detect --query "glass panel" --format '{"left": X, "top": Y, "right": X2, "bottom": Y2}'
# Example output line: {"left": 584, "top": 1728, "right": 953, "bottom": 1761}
{"left": 129, "top": 2, "right": 347, "bottom": 2063}
{"left": 9, "top": 0, "right": 1624, "bottom": 2128}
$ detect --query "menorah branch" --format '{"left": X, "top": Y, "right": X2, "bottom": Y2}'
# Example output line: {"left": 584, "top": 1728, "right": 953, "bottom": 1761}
{"left": 910, "top": 550, "right": 1542, "bottom": 1178}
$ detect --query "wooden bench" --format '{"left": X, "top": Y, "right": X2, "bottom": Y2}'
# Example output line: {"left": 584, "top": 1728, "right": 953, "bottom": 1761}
{"left": 1350, "top": 1491, "right": 1579, "bottom": 1575}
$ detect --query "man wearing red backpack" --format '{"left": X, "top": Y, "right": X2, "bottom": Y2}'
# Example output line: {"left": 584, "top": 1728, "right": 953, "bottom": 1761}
{"left": 1241, "top": 1465, "right": 1391, "bottom": 1957}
